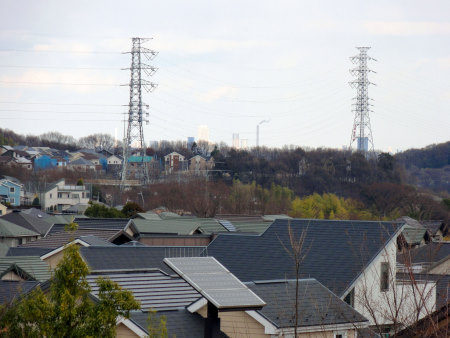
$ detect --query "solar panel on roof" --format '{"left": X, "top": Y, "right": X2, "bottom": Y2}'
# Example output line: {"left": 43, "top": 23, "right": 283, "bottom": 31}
{"left": 218, "top": 220, "right": 236, "bottom": 232}
{"left": 164, "top": 257, "right": 265, "bottom": 310}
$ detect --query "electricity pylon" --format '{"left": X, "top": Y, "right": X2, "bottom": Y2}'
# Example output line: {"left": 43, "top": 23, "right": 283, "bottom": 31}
{"left": 349, "top": 47, "right": 376, "bottom": 154}
{"left": 120, "top": 37, "right": 157, "bottom": 189}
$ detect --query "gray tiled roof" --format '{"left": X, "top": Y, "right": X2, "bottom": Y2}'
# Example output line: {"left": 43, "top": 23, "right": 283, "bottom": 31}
{"left": 398, "top": 242, "right": 450, "bottom": 265}
{"left": 0, "top": 218, "right": 39, "bottom": 237}
{"left": 1, "top": 212, "right": 52, "bottom": 235}
{"left": 80, "top": 246, "right": 205, "bottom": 275}
{"left": 205, "top": 219, "right": 403, "bottom": 296}
{"left": 47, "top": 218, "right": 131, "bottom": 235}
{"left": 18, "top": 229, "right": 125, "bottom": 249}
{"left": 0, "top": 256, "right": 52, "bottom": 282}
{"left": 7, "top": 247, "right": 53, "bottom": 257}
{"left": 130, "top": 309, "right": 211, "bottom": 338}
{"left": 87, "top": 271, "right": 200, "bottom": 311}
{"left": 77, "top": 235, "right": 116, "bottom": 247}
{"left": 0, "top": 280, "right": 39, "bottom": 304}
{"left": 247, "top": 279, "right": 368, "bottom": 328}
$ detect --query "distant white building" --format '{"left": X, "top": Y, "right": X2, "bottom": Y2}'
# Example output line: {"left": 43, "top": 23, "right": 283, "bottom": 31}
{"left": 197, "top": 125, "right": 209, "bottom": 142}
{"left": 232, "top": 133, "right": 240, "bottom": 149}
{"left": 240, "top": 139, "right": 248, "bottom": 150}
{"left": 40, "top": 179, "right": 90, "bottom": 212}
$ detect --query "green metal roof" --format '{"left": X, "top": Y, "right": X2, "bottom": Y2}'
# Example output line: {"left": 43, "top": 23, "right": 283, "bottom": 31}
{"left": 135, "top": 212, "right": 162, "bottom": 220}
{"left": 0, "top": 218, "right": 40, "bottom": 237}
{"left": 132, "top": 219, "right": 200, "bottom": 235}
{"left": 231, "top": 221, "right": 271, "bottom": 234}
{"left": 0, "top": 256, "right": 52, "bottom": 282}
{"left": 402, "top": 225, "right": 428, "bottom": 245}
{"left": 128, "top": 156, "right": 153, "bottom": 163}
{"left": 262, "top": 214, "right": 292, "bottom": 222}
{"left": 133, "top": 217, "right": 229, "bottom": 235}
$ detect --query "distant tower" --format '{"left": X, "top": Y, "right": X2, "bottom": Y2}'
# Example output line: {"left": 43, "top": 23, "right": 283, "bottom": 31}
{"left": 121, "top": 37, "right": 157, "bottom": 188}
{"left": 349, "top": 47, "right": 376, "bottom": 153}
{"left": 232, "top": 133, "right": 240, "bottom": 149}
{"left": 256, "top": 120, "right": 270, "bottom": 147}
{"left": 240, "top": 139, "right": 248, "bottom": 150}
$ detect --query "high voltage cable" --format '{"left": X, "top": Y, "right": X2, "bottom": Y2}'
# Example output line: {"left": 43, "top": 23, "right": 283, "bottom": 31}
{"left": 0, "top": 80, "right": 120, "bottom": 86}
{"left": 0, "top": 49, "right": 121, "bottom": 54}
{"left": 0, "top": 101, "right": 123, "bottom": 107}
{"left": 0, "top": 65, "right": 121, "bottom": 70}
{"left": 0, "top": 109, "right": 123, "bottom": 114}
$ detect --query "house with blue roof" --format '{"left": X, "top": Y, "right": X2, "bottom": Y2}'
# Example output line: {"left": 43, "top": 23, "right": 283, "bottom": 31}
{"left": 0, "top": 177, "right": 22, "bottom": 206}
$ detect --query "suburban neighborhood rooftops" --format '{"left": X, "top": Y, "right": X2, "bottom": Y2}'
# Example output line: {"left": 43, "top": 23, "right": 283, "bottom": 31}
{"left": 398, "top": 242, "right": 450, "bottom": 265}
{"left": 205, "top": 218, "right": 403, "bottom": 296}
{"left": 247, "top": 278, "right": 368, "bottom": 328}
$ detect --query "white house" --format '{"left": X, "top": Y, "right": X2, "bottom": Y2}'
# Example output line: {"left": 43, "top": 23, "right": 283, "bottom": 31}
{"left": 40, "top": 179, "right": 90, "bottom": 212}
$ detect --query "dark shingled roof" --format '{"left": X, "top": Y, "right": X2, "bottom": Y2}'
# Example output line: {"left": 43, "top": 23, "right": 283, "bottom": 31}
{"left": 18, "top": 229, "right": 126, "bottom": 249}
{"left": 398, "top": 242, "right": 450, "bottom": 266}
{"left": 47, "top": 218, "right": 131, "bottom": 235}
{"left": 0, "top": 280, "right": 39, "bottom": 304}
{"left": 130, "top": 309, "right": 216, "bottom": 338}
{"left": 205, "top": 219, "right": 403, "bottom": 296}
{"left": 80, "top": 246, "right": 205, "bottom": 275}
{"left": 1, "top": 212, "right": 52, "bottom": 235}
{"left": 87, "top": 271, "right": 200, "bottom": 311}
{"left": 7, "top": 247, "right": 53, "bottom": 257}
{"left": 247, "top": 279, "right": 368, "bottom": 328}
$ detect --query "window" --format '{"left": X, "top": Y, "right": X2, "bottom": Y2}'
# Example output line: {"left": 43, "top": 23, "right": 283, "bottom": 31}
{"left": 381, "top": 262, "right": 390, "bottom": 291}
{"left": 50, "top": 193, "right": 52, "bottom": 198}
{"left": 334, "top": 332, "right": 347, "bottom": 338}
{"left": 9, "top": 187, "right": 15, "bottom": 193}
{"left": 9, "top": 198, "right": 14, "bottom": 204}
{"left": 344, "top": 288, "right": 354, "bottom": 307}
{"left": 58, "top": 193, "right": 62, "bottom": 198}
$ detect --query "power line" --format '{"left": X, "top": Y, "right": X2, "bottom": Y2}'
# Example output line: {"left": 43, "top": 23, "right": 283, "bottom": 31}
{"left": 0, "top": 65, "right": 121, "bottom": 70}
{"left": 0, "top": 101, "right": 123, "bottom": 107}
{"left": 0, "top": 109, "right": 122, "bottom": 114}
{"left": 0, "top": 80, "right": 120, "bottom": 86}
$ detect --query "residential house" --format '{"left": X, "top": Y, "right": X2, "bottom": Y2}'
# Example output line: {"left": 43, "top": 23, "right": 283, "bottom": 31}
{"left": 188, "top": 155, "right": 215, "bottom": 175}
{"left": 205, "top": 219, "right": 436, "bottom": 331}
{"left": 106, "top": 154, "right": 122, "bottom": 174}
{"left": 0, "top": 177, "right": 22, "bottom": 206}
{"left": 1, "top": 211, "right": 53, "bottom": 236}
{"left": 166, "top": 256, "right": 371, "bottom": 338}
{"left": 164, "top": 152, "right": 187, "bottom": 173}
{"left": 127, "top": 155, "right": 153, "bottom": 179}
{"left": 398, "top": 242, "right": 450, "bottom": 275}
{"left": 67, "top": 157, "right": 96, "bottom": 172}
{"left": 39, "top": 179, "right": 90, "bottom": 212}
{"left": 131, "top": 217, "right": 228, "bottom": 246}
{"left": 0, "top": 218, "right": 40, "bottom": 247}
{"left": 0, "top": 203, "right": 7, "bottom": 216}
{"left": 421, "top": 220, "right": 449, "bottom": 241}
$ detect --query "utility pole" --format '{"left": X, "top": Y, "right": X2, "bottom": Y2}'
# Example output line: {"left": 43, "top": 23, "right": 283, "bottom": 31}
{"left": 120, "top": 37, "right": 157, "bottom": 190}
{"left": 256, "top": 119, "right": 270, "bottom": 147}
{"left": 349, "top": 47, "right": 376, "bottom": 154}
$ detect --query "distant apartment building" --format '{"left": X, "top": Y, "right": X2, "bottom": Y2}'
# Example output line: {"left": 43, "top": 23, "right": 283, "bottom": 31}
{"left": 197, "top": 125, "right": 209, "bottom": 142}
{"left": 164, "top": 152, "right": 188, "bottom": 174}
{"left": 232, "top": 133, "right": 240, "bottom": 149}
{"left": 40, "top": 179, "right": 90, "bottom": 212}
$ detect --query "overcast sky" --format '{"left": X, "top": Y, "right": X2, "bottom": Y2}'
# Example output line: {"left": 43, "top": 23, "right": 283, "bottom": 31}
{"left": 0, "top": 0, "right": 449, "bottom": 152}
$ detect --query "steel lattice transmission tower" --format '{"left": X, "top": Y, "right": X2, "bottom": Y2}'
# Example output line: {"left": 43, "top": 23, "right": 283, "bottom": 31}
{"left": 121, "top": 37, "right": 157, "bottom": 188}
{"left": 349, "top": 47, "right": 376, "bottom": 153}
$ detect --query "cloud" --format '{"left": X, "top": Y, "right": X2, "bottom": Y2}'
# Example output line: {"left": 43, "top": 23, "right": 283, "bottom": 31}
{"left": 199, "top": 86, "right": 238, "bottom": 102}
{"left": 364, "top": 21, "right": 450, "bottom": 36}
{"left": 152, "top": 33, "right": 271, "bottom": 54}
{"left": 0, "top": 69, "right": 118, "bottom": 93}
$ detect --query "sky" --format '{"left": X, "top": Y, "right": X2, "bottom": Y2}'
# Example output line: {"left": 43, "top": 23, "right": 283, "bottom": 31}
{"left": 0, "top": 0, "right": 449, "bottom": 152}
